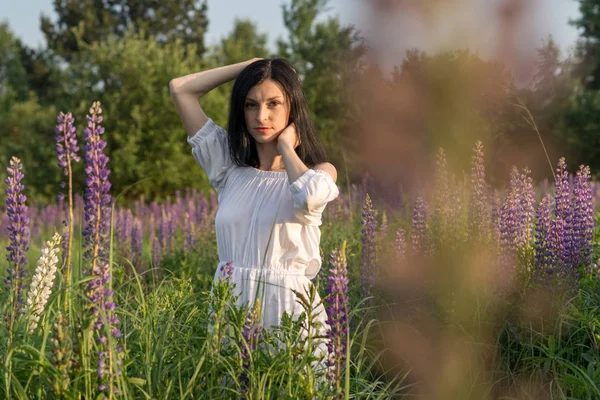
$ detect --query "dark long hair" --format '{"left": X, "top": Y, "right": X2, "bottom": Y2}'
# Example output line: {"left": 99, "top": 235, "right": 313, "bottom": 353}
{"left": 227, "top": 58, "right": 328, "bottom": 168}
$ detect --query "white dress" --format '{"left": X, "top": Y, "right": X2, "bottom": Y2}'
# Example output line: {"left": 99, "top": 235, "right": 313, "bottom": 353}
{"left": 187, "top": 118, "right": 340, "bottom": 363}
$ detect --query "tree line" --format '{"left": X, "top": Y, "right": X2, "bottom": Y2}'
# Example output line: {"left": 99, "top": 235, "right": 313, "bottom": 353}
{"left": 1, "top": 0, "right": 599, "bottom": 206}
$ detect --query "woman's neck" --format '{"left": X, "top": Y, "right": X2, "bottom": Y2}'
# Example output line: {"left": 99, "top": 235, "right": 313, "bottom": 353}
{"left": 255, "top": 142, "right": 285, "bottom": 171}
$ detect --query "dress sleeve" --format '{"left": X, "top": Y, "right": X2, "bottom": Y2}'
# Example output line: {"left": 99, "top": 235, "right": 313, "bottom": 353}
{"left": 187, "top": 118, "right": 234, "bottom": 194}
{"left": 289, "top": 168, "right": 340, "bottom": 225}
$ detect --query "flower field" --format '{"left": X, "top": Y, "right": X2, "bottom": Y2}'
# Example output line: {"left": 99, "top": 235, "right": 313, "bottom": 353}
{"left": 2, "top": 101, "right": 600, "bottom": 399}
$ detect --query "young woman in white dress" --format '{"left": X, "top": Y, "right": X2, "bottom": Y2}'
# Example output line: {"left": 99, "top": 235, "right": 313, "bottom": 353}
{"left": 169, "top": 57, "right": 340, "bottom": 371}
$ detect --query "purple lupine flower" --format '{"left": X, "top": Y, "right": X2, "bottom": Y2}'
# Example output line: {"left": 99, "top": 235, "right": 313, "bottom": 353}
{"left": 80, "top": 101, "right": 123, "bottom": 392}
{"left": 534, "top": 194, "right": 556, "bottom": 281}
{"left": 394, "top": 228, "right": 407, "bottom": 261}
{"left": 411, "top": 196, "right": 427, "bottom": 254}
{"left": 4, "top": 156, "right": 30, "bottom": 309}
{"left": 184, "top": 209, "right": 197, "bottom": 254}
{"left": 239, "top": 299, "right": 263, "bottom": 389}
{"left": 360, "top": 194, "right": 377, "bottom": 302}
{"left": 489, "top": 186, "right": 501, "bottom": 247}
{"left": 54, "top": 111, "right": 81, "bottom": 290}
{"left": 324, "top": 246, "right": 350, "bottom": 388}
{"left": 517, "top": 167, "right": 536, "bottom": 245}
{"left": 131, "top": 217, "right": 143, "bottom": 268}
{"left": 469, "top": 141, "right": 489, "bottom": 241}
{"left": 432, "top": 148, "right": 451, "bottom": 245}
{"left": 158, "top": 210, "right": 170, "bottom": 255}
{"left": 219, "top": 261, "right": 234, "bottom": 282}
{"left": 554, "top": 158, "right": 574, "bottom": 269}
{"left": 571, "top": 165, "right": 594, "bottom": 272}
{"left": 498, "top": 167, "right": 535, "bottom": 270}
{"left": 55, "top": 111, "right": 82, "bottom": 175}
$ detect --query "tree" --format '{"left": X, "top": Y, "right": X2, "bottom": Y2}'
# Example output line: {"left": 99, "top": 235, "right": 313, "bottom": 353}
{"left": 210, "top": 18, "right": 270, "bottom": 65}
{"left": 277, "top": 0, "right": 367, "bottom": 181}
{"left": 52, "top": 26, "right": 229, "bottom": 203}
{"left": 40, "top": 0, "right": 209, "bottom": 63}
{"left": 0, "top": 94, "right": 59, "bottom": 206}
{"left": 557, "top": 0, "right": 600, "bottom": 171}
{"left": 0, "top": 22, "right": 30, "bottom": 105}
{"left": 570, "top": 0, "right": 600, "bottom": 90}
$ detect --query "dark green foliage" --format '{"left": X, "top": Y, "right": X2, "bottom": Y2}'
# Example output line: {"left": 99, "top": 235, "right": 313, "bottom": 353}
{"left": 40, "top": 0, "right": 209, "bottom": 62}
{"left": 0, "top": 22, "right": 30, "bottom": 104}
{"left": 0, "top": 95, "right": 60, "bottom": 205}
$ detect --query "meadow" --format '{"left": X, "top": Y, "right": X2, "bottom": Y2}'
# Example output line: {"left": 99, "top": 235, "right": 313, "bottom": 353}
{"left": 1, "top": 101, "right": 600, "bottom": 399}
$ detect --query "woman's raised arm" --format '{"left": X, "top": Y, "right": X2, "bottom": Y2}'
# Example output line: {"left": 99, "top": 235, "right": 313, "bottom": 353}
{"left": 169, "top": 58, "right": 262, "bottom": 138}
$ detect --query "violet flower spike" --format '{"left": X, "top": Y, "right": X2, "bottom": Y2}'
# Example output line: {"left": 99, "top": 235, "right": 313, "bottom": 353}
{"left": 469, "top": 141, "right": 489, "bottom": 240}
{"left": 394, "top": 228, "right": 407, "bottom": 262}
{"left": 360, "top": 194, "right": 377, "bottom": 303}
{"left": 54, "top": 111, "right": 81, "bottom": 175}
{"left": 411, "top": 196, "right": 427, "bottom": 255}
{"left": 534, "top": 194, "right": 555, "bottom": 281}
{"left": 4, "top": 156, "right": 30, "bottom": 309}
{"left": 572, "top": 165, "right": 594, "bottom": 272}
{"left": 81, "top": 101, "right": 124, "bottom": 392}
{"left": 324, "top": 244, "right": 350, "bottom": 389}
{"left": 554, "top": 158, "right": 575, "bottom": 269}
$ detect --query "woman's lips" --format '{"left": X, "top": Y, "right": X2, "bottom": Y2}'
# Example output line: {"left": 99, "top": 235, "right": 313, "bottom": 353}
{"left": 255, "top": 128, "right": 270, "bottom": 132}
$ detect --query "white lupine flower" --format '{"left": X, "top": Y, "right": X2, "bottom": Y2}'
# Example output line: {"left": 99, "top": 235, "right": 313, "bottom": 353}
{"left": 21, "top": 232, "right": 61, "bottom": 333}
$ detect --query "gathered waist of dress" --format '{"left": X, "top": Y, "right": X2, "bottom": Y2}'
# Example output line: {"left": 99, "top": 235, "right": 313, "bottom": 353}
{"left": 216, "top": 260, "right": 312, "bottom": 276}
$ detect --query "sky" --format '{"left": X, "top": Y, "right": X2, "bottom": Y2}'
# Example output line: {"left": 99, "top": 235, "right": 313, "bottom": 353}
{"left": 0, "top": 0, "right": 584, "bottom": 70}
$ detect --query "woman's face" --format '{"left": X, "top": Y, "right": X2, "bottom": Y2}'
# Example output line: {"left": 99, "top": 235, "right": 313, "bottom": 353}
{"left": 244, "top": 79, "right": 291, "bottom": 144}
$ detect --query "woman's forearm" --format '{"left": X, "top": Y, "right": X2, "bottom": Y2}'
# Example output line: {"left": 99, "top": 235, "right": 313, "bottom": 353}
{"left": 279, "top": 144, "right": 309, "bottom": 185}
{"left": 169, "top": 58, "right": 260, "bottom": 97}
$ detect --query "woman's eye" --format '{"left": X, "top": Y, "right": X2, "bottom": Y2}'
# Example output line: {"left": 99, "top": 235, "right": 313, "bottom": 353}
{"left": 245, "top": 103, "right": 256, "bottom": 108}
{"left": 270, "top": 102, "right": 280, "bottom": 107}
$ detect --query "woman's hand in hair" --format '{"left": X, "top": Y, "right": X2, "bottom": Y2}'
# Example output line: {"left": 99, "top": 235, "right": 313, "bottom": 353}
{"left": 276, "top": 122, "right": 301, "bottom": 154}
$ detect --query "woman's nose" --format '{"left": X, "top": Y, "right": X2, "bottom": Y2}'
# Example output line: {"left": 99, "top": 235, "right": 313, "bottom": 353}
{"left": 257, "top": 105, "right": 269, "bottom": 121}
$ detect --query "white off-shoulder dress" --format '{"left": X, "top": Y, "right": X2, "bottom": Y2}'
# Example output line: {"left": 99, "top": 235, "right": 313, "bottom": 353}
{"left": 187, "top": 118, "right": 340, "bottom": 360}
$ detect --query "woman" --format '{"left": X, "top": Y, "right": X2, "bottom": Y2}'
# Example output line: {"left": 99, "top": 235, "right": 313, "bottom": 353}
{"left": 169, "top": 57, "right": 339, "bottom": 368}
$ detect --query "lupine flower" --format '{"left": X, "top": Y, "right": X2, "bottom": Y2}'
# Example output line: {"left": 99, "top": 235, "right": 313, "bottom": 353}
{"left": 4, "top": 156, "right": 30, "bottom": 310}
{"left": 534, "top": 194, "right": 555, "bottom": 280}
{"left": 431, "top": 148, "right": 451, "bottom": 245}
{"left": 554, "top": 158, "right": 574, "bottom": 269}
{"left": 131, "top": 217, "right": 143, "bottom": 268}
{"left": 411, "top": 196, "right": 427, "bottom": 254}
{"left": 379, "top": 211, "right": 388, "bottom": 239}
{"left": 571, "top": 165, "right": 594, "bottom": 272}
{"left": 50, "top": 311, "right": 74, "bottom": 396}
{"left": 360, "top": 194, "right": 377, "bottom": 303}
{"left": 240, "top": 299, "right": 263, "bottom": 389}
{"left": 498, "top": 167, "right": 535, "bottom": 271}
{"left": 183, "top": 210, "right": 197, "bottom": 253}
{"left": 489, "top": 186, "right": 501, "bottom": 247}
{"left": 219, "top": 261, "right": 234, "bottom": 282}
{"left": 115, "top": 209, "right": 133, "bottom": 254}
{"left": 469, "top": 141, "right": 489, "bottom": 241}
{"left": 158, "top": 209, "right": 170, "bottom": 255}
{"left": 81, "top": 101, "right": 123, "bottom": 392}
{"left": 394, "top": 228, "right": 407, "bottom": 262}
{"left": 55, "top": 111, "right": 82, "bottom": 174}
{"left": 22, "top": 232, "right": 61, "bottom": 333}
{"left": 324, "top": 244, "right": 350, "bottom": 390}
{"left": 54, "top": 111, "right": 81, "bottom": 302}
{"left": 550, "top": 216, "right": 568, "bottom": 278}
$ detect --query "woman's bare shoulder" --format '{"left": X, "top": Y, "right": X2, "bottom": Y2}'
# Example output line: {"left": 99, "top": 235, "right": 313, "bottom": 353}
{"left": 314, "top": 162, "right": 337, "bottom": 183}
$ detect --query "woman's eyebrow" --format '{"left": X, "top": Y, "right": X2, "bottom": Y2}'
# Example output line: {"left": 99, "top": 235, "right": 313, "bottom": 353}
{"left": 245, "top": 96, "right": 284, "bottom": 102}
